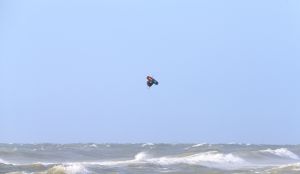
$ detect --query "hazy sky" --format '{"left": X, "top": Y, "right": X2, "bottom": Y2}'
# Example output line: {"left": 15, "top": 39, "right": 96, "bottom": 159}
{"left": 1, "top": 0, "right": 300, "bottom": 144}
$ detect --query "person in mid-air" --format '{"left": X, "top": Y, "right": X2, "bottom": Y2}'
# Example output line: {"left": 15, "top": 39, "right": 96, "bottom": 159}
{"left": 146, "top": 76, "right": 159, "bottom": 87}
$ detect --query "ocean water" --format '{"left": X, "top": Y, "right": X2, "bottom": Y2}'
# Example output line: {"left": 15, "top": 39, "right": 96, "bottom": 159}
{"left": 0, "top": 143, "right": 300, "bottom": 174}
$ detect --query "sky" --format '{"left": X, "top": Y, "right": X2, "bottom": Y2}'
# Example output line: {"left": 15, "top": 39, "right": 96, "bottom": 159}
{"left": 1, "top": 0, "right": 300, "bottom": 144}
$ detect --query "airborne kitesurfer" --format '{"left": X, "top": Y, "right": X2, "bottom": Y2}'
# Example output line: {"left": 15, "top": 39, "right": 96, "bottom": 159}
{"left": 146, "top": 76, "right": 159, "bottom": 87}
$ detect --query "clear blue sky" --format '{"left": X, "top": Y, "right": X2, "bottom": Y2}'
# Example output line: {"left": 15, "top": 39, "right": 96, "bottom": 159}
{"left": 1, "top": 0, "right": 300, "bottom": 144}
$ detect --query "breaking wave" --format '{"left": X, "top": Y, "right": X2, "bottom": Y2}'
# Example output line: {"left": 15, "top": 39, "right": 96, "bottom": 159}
{"left": 185, "top": 143, "right": 211, "bottom": 150}
{"left": 141, "top": 143, "right": 155, "bottom": 147}
{"left": 55, "top": 164, "right": 88, "bottom": 174}
{"left": 0, "top": 158, "right": 10, "bottom": 165}
{"left": 265, "top": 163, "right": 300, "bottom": 173}
{"left": 8, "top": 164, "right": 88, "bottom": 174}
{"left": 2, "top": 144, "right": 300, "bottom": 173}
{"left": 259, "top": 148, "right": 299, "bottom": 160}
{"left": 134, "top": 151, "right": 149, "bottom": 161}
{"left": 149, "top": 151, "right": 246, "bottom": 169}
{"left": 93, "top": 151, "right": 247, "bottom": 169}
{"left": 191, "top": 143, "right": 207, "bottom": 148}
{"left": 88, "top": 144, "right": 97, "bottom": 148}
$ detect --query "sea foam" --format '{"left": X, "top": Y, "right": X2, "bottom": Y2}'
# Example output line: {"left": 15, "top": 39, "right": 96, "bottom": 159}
{"left": 0, "top": 158, "right": 9, "bottom": 164}
{"left": 265, "top": 163, "right": 300, "bottom": 173}
{"left": 148, "top": 151, "right": 246, "bottom": 169}
{"left": 191, "top": 143, "right": 207, "bottom": 148}
{"left": 92, "top": 151, "right": 247, "bottom": 170}
{"left": 46, "top": 164, "right": 88, "bottom": 174}
{"left": 260, "top": 148, "right": 299, "bottom": 160}
{"left": 142, "top": 143, "right": 155, "bottom": 147}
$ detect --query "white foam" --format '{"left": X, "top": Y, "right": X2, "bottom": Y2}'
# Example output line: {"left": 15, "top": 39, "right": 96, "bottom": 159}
{"left": 0, "top": 158, "right": 9, "bottom": 164}
{"left": 65, "top": 164, "right": 88, "bottom": 174}
{"left": 185, "top": 143, "right": 208, "bottom": 150}
{"left": 265, "top": 163, "right": 300, "bottom": 172}
{"left": 134, "top": 152, "right": 149, "bottom": 161}
{"left": 90, "top": 151, "right": 247, "bottom": 170}
{"left": 89, "top": 152, "right": 150, "bottom": 166}
{"left": 191, "top": 143, "right": 206, "bottom": 148}
{"left": 149, "top": 151, "right": 246, "bottom": 169}
{"left": 260, "top": 148, "right": 299, "bottom": 160}
{"left": 142, "top": 143, "right": 154, "bottom": 147}
{"left": 50, "top": 164, "right": 88, "bottom": 174}
{"left": 89, "top": 144, "right": 97, "bottom": 148}
{"left": 277, "top": 163, "right": 300, "bottom": 171}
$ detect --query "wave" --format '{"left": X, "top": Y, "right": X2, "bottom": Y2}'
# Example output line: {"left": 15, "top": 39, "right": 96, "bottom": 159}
{"left": 5, "top": 151, "right": 300, "bottom": 173}
{"left": 185, "top": 143, "right": 211, "bottom": 150}
{"left": 276, "top": 163, "right": 300, "bottom": 171}
{"left": 191, "top": 143, "right": 207, "bottom": 147}
{"left": 25, "top": 164, "right": 89, "bottom": 174}
{"left": 259, "top": 148, "right": 299, "bottom": 160}
{"left": 148, "top": 151, "right": 247, "bottom": 169}
{"left": 0, "top": 158, "right": 10, "bottom": 165}
{"left": 141, "top": 143, "right": 155, "bottom": 147}
{"left": 265, "top": 163, "right": 300, "bottom": 173}
{"left": 89, "top": 144, "right": 97, "bottom": 148}
{"left": 84, "top": 152, "right": 150, "bottom": 166}
{"left": 58, "top": 164, "right": 88, "bottom": 174}
{"left": 90, "top": 151, "right": 248, "bottom": 170}
{"left": 134, "top": 151, "right": 149, "bottom": 160}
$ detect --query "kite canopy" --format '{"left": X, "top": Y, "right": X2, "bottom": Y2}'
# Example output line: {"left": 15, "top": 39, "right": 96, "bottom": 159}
{"left": 146, "top": 76, "right": 159, "bottom": 87}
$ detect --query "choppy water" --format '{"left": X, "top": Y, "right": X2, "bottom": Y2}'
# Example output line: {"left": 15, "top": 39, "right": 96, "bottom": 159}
{"left": 0, "top": 143, "right": 300, "bottom": 174}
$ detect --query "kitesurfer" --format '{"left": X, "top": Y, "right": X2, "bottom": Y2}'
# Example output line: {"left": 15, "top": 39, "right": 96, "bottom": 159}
{"left": 146, "top": 76, "right": 158, "bottom": 87}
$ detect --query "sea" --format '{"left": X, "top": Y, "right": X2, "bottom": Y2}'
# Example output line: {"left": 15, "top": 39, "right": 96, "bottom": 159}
{"left": 0, "top": 143, "right": 300, "bottom": 174}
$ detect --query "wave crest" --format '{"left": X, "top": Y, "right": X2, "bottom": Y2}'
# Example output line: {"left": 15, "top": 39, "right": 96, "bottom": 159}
{"left": 134, "top": 152, "right": 149, "bottom": 161}
{"left": 95, "top": 151, "right": 247, "bottom": 169}
{"left": 259, "top": 148, "right": 299, "bottom": 160}
{"left": 191, "top": 143, "right": 207, "bottom": 148}
{"left": 141, "top": 143, "right": 154, "bottom": 147}
{"left": 46, "top": 164, "right": 88, "bottom": 174}
{"left": 0, "top": 158, "right": 9, "bottom": 165}
{"left": 266, "top": 163, "right": 300, "bottom": 173}
{"left": 149, "top": 151, "right": 246, "bottom": 169}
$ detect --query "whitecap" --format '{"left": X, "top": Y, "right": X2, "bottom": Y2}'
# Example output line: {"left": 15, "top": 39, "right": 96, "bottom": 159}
{"left": 65, "top": 164, "right": 88, "bottom": 174}
{"left": 184, "top": 143, "right": 207, "bottom": 150}
{"left": 259, "top": 148, "right": 299, "bottom": 160}
{"left": 148, "top": 151, "right": 246, "bottom": 169}
{"left": 142, "top": 143, "right": 154, "bottom": 147}
{"left": 0, "top": 158, "right": 10, "bottom": 164}
{"left": 88, "top": 151, "right": 248, "bottom": 170}
{"left": 134, "top": 152, "right": 150, "bottom": 161}
{"left": 89, "top": 152, "right": 150, "bottom": 166}
{"left": 89, "top": 144, "right": 97, "bottom": 148}
{"left": 47, "top": 164, "right": 89, "bottom": 174}
{"left": 191, "top": 143, "right": 207, "bottom": 148}
{"left": 265, "top": 163, "right": 300, "bottom": 173}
